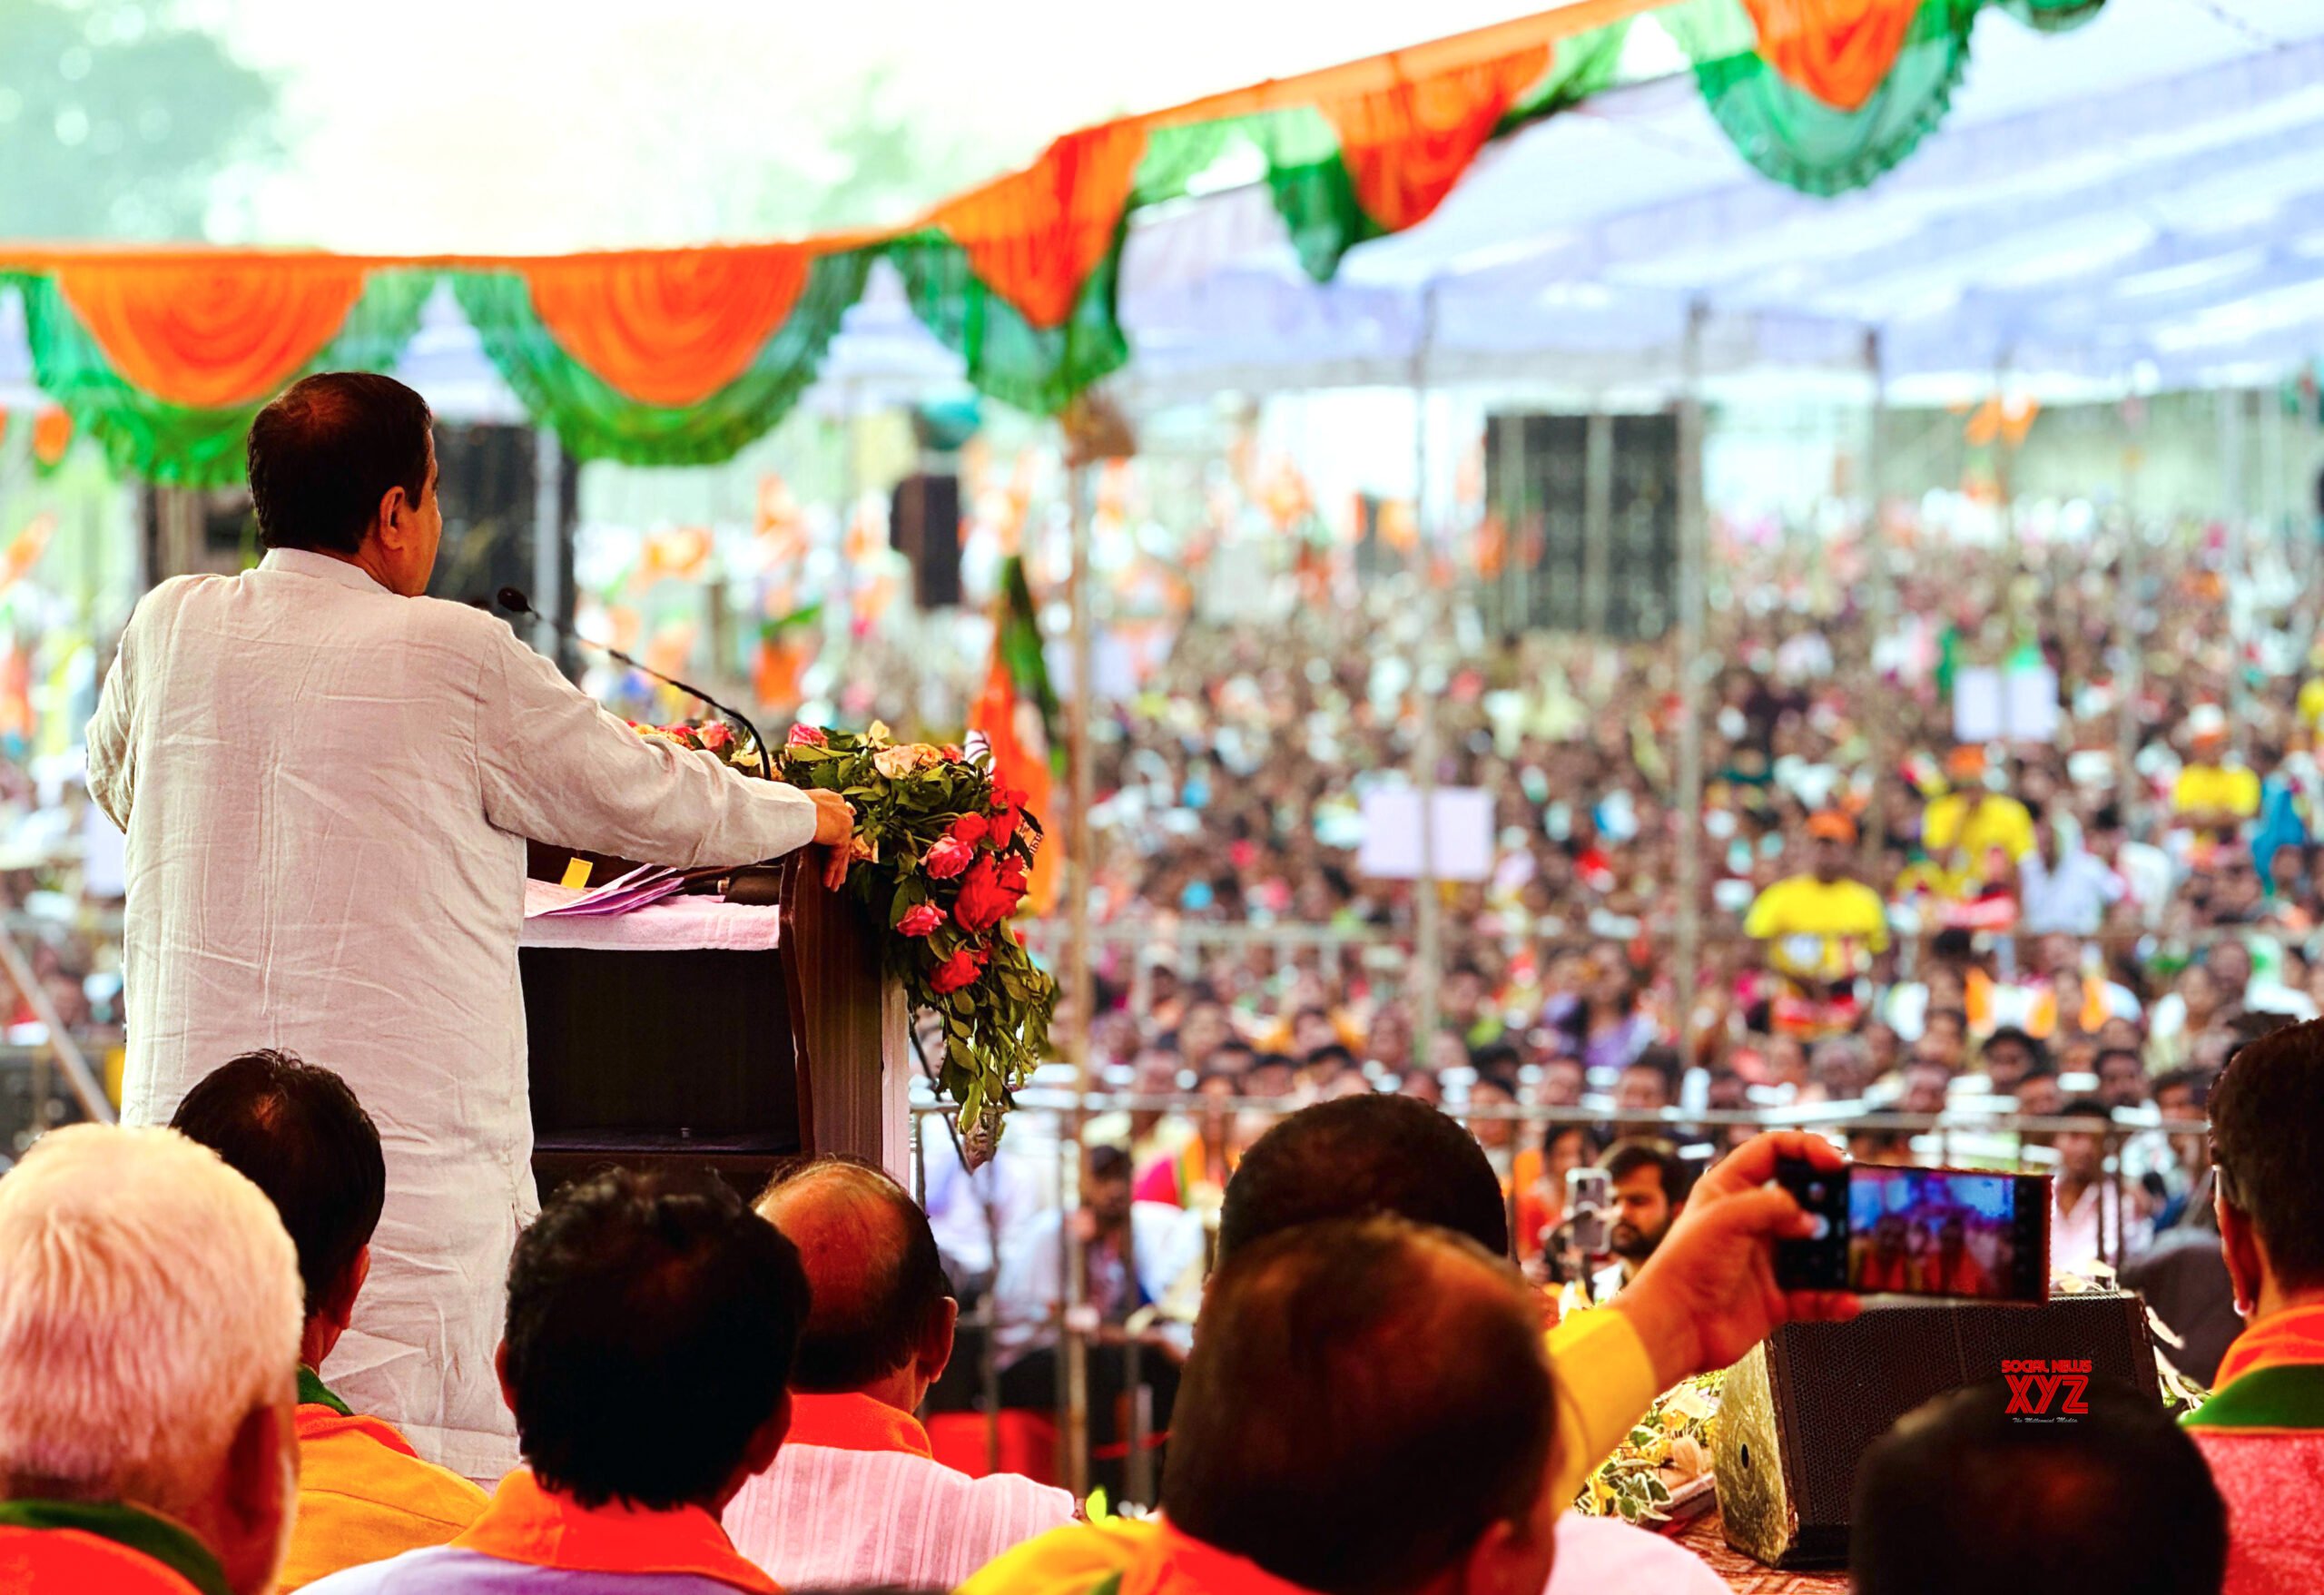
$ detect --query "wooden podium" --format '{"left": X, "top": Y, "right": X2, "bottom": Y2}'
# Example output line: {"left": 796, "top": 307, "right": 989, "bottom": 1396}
{"left": 518, "top": 850, "right": 908, "bottom": 1200}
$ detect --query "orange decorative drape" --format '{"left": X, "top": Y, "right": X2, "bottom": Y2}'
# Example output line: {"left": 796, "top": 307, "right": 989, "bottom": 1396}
{"left": 1738, "top": 0, "right": 1925, "bottom": 112}
{"left": 932, "top": 123, "right": 1148, "bottom": 331}
{"left": 1321, "top": 44, "right": 1551, "bottom": 233}
{"left": 54, "top": 259, "right": 369, "bottom": 409}
{"left": 522, "top": 246, "right": 814, "bottom": 407}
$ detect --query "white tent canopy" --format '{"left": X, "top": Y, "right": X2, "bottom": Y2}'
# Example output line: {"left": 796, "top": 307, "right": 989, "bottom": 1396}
{"left": 3, "top": 0, "right": 2314, "bottom": 421}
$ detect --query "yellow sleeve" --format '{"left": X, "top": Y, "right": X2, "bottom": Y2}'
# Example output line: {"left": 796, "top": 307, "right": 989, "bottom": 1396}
{"left": 2002, "top": 802, "right": 2035, "bottom": 861}
{"left": 2172, "top": 770, "right": 2203, "bottom": 812}
{"left": 1743, "top": 881, "right": 1787, "bottom": 940}
{"left": 1542, "top": 1306, "right": 1662, "bottom": 1507}
{"left": 1860, "top": 886, "right": 1891, "bottom": 955}
{"left": 960, "top": 1519, "right": 1151, "bottom": 1595}
{"left": 2231, "top": 770, "right": 2261, "bottom": 816}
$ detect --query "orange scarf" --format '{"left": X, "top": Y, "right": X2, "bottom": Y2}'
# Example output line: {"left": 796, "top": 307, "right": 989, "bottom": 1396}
{"left": 2213, "top": 1302, "right": 2324, "bottom": 1392}
{"left": 452, "top": 1469, "right": 781, "bottom": 1594}
{"left": 781, "top": 1392, "right": 933, "bottom": 1460}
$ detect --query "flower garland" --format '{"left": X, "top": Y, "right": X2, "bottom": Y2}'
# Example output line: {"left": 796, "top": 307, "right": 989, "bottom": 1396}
{"left": 634, "top": 717, "right": 1054, "bottom": 1146}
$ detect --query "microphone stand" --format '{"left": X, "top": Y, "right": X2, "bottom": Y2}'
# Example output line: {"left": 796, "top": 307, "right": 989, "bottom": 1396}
{"left": 496, "top": 587, "right": 773, "bottom": 780}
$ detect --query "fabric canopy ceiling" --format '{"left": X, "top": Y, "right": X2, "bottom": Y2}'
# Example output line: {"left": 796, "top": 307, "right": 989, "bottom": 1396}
{"left": 0, "top": 0, "right": 2299, "bottom": 479}
{"left": 1105, "top": 0, "right": 2324, "bottom": 406}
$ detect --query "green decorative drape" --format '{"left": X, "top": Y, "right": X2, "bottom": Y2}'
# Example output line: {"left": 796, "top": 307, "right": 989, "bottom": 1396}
{"left": 884, "top": 228, "right": 1132, "bottom": 418}
{"left": 1660, "top": 0, "right": 1975, "bottom": 197}
{"left": 9, "top": 270, "right": 433, "bottom": 487}
{"left": 452, "top": 251, "right": 871, "bottom": 467}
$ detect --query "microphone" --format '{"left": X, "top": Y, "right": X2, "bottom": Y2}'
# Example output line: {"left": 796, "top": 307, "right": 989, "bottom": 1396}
{"left": 497, "top": 586, "right": 773, "bottom": 781}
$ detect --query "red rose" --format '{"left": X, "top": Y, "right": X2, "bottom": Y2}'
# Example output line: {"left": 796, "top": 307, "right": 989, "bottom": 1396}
{"left": 996, "top": 854, "right": 1029, "bottom": 895}
{"left": 986, "top": 806, "right": 1019, "bottom": 847}
{"left": 953, "top": 854, "right": 1022, "bottom": 933}
{"left": 950, "top": 812, "right": 990, "bottom": 848}
{"left": 786, "top": 724, "right": 827, "bottom": 748}
{"left": 931, "top": 944, "right": 987, "bottom": 995}
{"left": 897, "top": 904, "right": 945, "bottom": 938}
{"left": 942, "top": 744, "right": 964, "bottom": 762}
{"left": 924, "top": 836, "right": 974, "bottom": 880}
{"left": 696, "top": 721, "right": 734, "bottom": 753}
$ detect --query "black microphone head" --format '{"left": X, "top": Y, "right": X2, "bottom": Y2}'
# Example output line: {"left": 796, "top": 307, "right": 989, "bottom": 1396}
{"left": 496, "top": 586, "right": 533, "bottom": 617}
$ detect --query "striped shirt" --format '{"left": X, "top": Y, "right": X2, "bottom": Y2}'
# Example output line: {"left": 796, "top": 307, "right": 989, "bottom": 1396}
{"left": 723, "top": 1393, "right": 1074, "bottom": 1589}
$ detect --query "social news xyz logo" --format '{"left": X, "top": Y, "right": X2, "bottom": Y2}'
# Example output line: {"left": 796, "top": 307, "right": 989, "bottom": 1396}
{"left": 2003, "top": 1359, "right": 2092, "bottom": 1421}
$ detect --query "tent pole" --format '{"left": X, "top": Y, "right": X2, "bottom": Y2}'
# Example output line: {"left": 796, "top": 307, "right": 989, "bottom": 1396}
{"left": 1413, "top": 286, "right": 1443, "bottom": 1072}
{"left": 1674, "top": 302, "right": 1708, "bottom": 1066}
{"left": 1060, "top": 451, "right": 1096, "bottom": 1499}
{"left": 1584, "top": 409, "right": 1614, "bottom": 642}
{"left": 531, "top": 428, "right": 566, "bottom": 671}
{"left": 1862, "top": 329, "right": 1890, "bottom": 872}
{"left": 2220, "top": 389, "right": 2252, "bottom": 759}
{"left": 2119, "top": 405, "right": 2145, "bottom": 833}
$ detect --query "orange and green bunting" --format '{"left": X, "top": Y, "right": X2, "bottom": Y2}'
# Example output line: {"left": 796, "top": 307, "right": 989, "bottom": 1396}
{"left": 0, "top": 0, "right": 2108, "bottom": 482}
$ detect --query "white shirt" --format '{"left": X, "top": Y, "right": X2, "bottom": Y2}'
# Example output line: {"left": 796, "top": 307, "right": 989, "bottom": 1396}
{"left": 86, "top": 548, "right": 817, "bottom": 1480}
{"left": 726, "top": 1439, "right": 1073, "bottom": 1589}
{"left": 2017, "top": 847, "right": 2122, "bottom": 936}
{"left": 1550, "top": 1512, "right": 1728, "bottom": 1595}
{"left": 991, "top": 1201, "right": 1207, "bottom": 1364}
{"left": 2052, "top": 1177, "right": 2153, "bottom": 1275}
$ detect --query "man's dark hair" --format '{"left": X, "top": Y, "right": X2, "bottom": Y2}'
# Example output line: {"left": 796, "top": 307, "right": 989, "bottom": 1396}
{"left": 1983, "top": 1026, "right": 2046, "bottom": 1069}
{"left": 1602, "top": 1138, "right": 1693, "bottom": 1204}
{"left": 1625, "top": 1045, "right": 1683, "bottom": 1095}
{"left": 757, "top": 1158, "right": 952, "bottom": 1393}
{"left": 2210, "top": 1015, "right": 2324, "bottom": 1288}
{"left": 2055, "top": 1095, "right": 2111, "bottom": 1123}
{"left": 1087, "top": 1143, "right": 1133, "bottom": 1183}
{"left": 1852, "top": 1378, "right": 2225, "bottom": 1595}
{"left": 1305, "top": 1042, "right": 1357, "bottom": 1074}
{"left": 247, "top": 372, "right": 434, "bottom": 556}
{"left": 2151, "top": 1066, "right": 2213, "bottom": 1109}
{"left": 1925, "top": 1006, "right": 1971, "bottom": 1035}
{"left": 2093, "top": 1048, "right": 2144, "bottom": 1077}
{"left": 1164, "top": 1217, "right": 1555, "bottom": 1595}
{"left": 1219, "top": 1095, "right": 1510, "bottom": 1261}
{"left": 2016, "top": 1058, "right": 2060, "bottom": 1085}
{"left": 505, "top": 1167, "right": 807, "bottom": 1511}
{"left": 169, "top": 1049, "right": 383, "bottom": 1318}
{"left": 1469, "top": 1040, "right": 1523, "bottom": 1077}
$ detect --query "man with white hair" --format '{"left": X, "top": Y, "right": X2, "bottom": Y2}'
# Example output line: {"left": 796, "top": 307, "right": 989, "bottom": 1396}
{"left": 0, "top": 1124, "right": 303, "bottom": 1594}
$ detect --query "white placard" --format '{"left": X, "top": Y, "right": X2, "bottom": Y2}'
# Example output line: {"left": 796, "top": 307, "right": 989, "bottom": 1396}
{"left": 1356, "top": 786, "right": 1494, "bottom": 881}
{"left": 1953, "top": 665, "right": 2060, "bottom": 744}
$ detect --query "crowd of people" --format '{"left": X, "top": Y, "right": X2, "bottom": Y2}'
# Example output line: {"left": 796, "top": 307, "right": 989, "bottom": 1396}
{"left": 2, "top": 1022, "right": 2317, "bottom": 1595}
{"left": 951, "top": 517, "right": 2324, "bottom": 1394}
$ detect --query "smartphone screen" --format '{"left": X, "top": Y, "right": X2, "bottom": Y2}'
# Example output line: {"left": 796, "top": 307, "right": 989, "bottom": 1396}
{"left": 1777, "top": 1160, "right": 2051, "bottom": 1303}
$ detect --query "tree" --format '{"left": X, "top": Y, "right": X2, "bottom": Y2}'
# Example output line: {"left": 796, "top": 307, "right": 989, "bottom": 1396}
{"left": 0, "top": 0, "right": 277, "bottom": 240}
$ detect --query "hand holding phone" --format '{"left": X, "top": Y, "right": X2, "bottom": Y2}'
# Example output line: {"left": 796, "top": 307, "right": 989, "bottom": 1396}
{"left": 1774, "top": 1158, "right": 2052, "bottom": 1303}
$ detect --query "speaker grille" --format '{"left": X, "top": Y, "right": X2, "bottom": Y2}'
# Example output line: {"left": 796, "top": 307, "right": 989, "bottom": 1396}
{"left": 1771, "top": 1290, "right": 2156, "bottom": 1533}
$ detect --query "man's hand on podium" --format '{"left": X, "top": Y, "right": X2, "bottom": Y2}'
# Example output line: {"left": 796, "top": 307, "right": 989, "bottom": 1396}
{"left": 809, "top": 789, "right": 855, "bottom": 889}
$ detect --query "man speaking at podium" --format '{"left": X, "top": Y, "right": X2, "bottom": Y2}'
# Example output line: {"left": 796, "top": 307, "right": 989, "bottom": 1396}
{"left": 85, "top": 372, "right": 850, "bottom": 1482}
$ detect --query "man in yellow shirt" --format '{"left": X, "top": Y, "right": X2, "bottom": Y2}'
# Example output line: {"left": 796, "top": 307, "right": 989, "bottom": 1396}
{"left": 171, "top": 1052, "right": 488, "bottom": 1589}
{"left": 1746, "top": 812, "right": 1891, "bottom": 1036}
{"left": 1922, "top": 748, "right": 2036, "bottom": 882}
{"left": 2173, "top": 707, "right": 2260, "bottom": 835}
{"left": 964, "top": 1094, "right": 1856, "bottom": 1595}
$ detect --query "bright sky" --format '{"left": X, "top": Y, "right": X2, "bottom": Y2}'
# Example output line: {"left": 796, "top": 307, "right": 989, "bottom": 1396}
{"left": 189, "top": 0, "right": 1555, "bottom": 253}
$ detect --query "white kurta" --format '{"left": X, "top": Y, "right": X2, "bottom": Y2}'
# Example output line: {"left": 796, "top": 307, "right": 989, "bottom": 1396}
{"left": 85, "top": 547, "right": 819, "bottom": 1482}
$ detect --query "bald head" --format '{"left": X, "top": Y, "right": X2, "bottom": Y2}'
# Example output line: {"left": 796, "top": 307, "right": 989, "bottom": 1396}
{"left": 1165, "top": 1216, "right": 1559, "bottom": 1595}
{"left": 756, "top": 1158, "right": 953, "bottom": 1394}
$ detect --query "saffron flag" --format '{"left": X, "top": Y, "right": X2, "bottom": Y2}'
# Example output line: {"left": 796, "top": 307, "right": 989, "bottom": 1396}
{"left": 970, "top": 556, "right": 1061, "bottom": 915}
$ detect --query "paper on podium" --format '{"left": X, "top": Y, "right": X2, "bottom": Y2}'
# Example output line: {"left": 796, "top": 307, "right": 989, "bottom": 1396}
{"left": 521, "top": 877, "right": 785, "bottom": 952}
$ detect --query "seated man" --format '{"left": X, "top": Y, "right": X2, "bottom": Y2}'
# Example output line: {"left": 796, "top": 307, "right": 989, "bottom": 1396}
{"left": 975, "top": 1094, "right": 1844, "bottom": 1594}
{"left": 967, "top": 1216, "right": 1568, "bottom": 1595}
{"left": 0, "top": 1125, "right": 301, "bottom": 1594}
{"left": 725, "top": 1157, "right": 1074, "bottom": 1586}
{"left": 170, "top": 1051, "right": 489, "bottom": 1588}
{"left": 308, "top": 1167, "right": 807, "bottom": 1593}
{"left": 2183, "top": 1016, "right": 2324, "bottom": 1594}
{"left": 1854, "top": 1379, "right": 2224, "bottom": 1595}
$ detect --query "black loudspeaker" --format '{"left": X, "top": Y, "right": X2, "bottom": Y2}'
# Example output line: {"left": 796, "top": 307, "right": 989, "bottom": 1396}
{"left": 892, "top": 473, "right": 962, "bottom": 609}
{"left": 1712, "top": 1286, "right": 2158, "bottom": 1570}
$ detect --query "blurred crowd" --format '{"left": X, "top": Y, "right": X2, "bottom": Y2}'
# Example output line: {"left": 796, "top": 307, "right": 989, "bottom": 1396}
{"left": 987, "top": 517, "right": 2320, "bottom": 1341}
